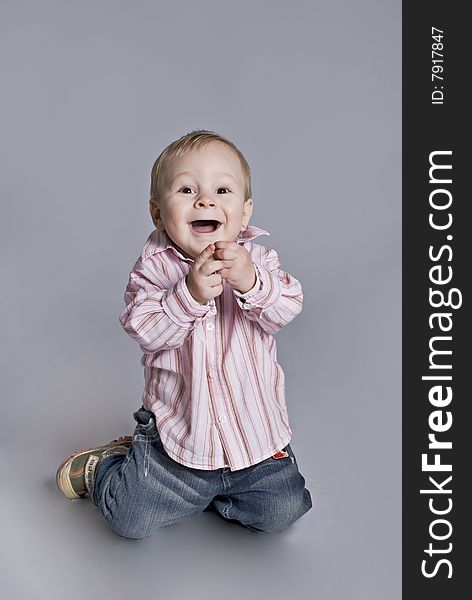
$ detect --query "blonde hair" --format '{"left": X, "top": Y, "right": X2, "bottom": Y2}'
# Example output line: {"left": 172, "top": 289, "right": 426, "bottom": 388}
{"left": 150, "top": 129, "right": 252, "bottom": 202}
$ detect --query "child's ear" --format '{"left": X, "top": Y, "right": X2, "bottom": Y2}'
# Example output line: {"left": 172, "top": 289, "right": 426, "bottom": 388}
{"left": 241, "top": 198, "right": 253, "bottom": 228}
{"left": 149, "top": 198, "right": 165, "bottom": 231}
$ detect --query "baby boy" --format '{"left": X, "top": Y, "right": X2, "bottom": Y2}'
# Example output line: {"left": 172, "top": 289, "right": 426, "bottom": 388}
{"left": 56, "top": 130, "right": 313, "bottom": 537}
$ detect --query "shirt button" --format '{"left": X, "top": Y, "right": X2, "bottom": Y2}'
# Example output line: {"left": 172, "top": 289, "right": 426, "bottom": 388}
{"left": 206, "top": 322, "right": 214, "bottom": 331}
{"left": 218, "top": 415, "right": 226, "bottom": 423}
{"left": 208, "top": 370, "right": 214, "bottom": 379}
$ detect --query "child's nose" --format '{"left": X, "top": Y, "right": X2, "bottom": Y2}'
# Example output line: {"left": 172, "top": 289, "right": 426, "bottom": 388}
{"left": 195, "top": 194, "right": 215, "bottom": 207}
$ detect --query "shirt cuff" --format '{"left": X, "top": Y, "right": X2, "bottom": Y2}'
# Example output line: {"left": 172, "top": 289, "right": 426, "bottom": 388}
{"left": 234, "top": 263, "right": 281, "bottom": 308}
{"left": 161, "top": 275, "right": 214, "bottom": 325}
{"left": 233, "top": 264, "right": 261, "bottom": 299}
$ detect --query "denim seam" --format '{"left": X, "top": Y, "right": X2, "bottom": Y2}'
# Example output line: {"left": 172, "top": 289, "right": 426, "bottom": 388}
{"left": 223, "top": 496, "right": 233, "bottom": 519}
{"left": 144, "top": 435, "right": 151, "bottom": 477}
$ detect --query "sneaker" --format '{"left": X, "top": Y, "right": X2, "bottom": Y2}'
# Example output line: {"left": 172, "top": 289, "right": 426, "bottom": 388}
{"left": 56, "top": 436, "right": 133, "bottom": 500}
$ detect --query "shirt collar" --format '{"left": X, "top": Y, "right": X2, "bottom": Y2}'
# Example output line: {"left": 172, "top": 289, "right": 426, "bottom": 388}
{"left": 142, "top": 224, "right": 271, "bottom": 262}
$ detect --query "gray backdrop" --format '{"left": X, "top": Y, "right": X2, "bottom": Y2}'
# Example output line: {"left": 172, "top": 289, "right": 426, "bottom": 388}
{"left": 0, "top": 1, "right": 401, "bottom": 599}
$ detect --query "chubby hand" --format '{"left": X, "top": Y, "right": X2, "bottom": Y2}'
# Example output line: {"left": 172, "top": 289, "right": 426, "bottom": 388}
{"left": 186, "top": 243, "right": 224, "bottom": 304}
{"left": 212, "top": 241, "right": 257, "bottom": 294}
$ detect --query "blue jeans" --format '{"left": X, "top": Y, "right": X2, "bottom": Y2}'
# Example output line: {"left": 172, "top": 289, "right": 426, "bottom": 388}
{"left": 92, "top": 406, "right": 313, "bottom": 538}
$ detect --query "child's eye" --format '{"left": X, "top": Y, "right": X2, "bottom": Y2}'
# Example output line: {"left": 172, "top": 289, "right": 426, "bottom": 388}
{"left": 178, "top": 186, "right": 230, "bottom": 194}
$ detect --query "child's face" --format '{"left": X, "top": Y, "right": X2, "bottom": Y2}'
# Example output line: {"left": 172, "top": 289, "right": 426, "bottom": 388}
{"left": 150, "top": 141, "right": 253, "bottom": 259}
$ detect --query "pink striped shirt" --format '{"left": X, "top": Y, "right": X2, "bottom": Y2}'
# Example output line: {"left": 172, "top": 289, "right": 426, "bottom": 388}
{"left": 118, "top": 224, "right": 303, "bottom": 471}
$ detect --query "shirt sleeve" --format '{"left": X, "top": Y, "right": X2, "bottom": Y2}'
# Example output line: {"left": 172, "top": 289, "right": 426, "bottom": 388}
{"left": 233, "top": 263, "right": 261, "bottom": 299}
{"left": 233, "top": 246, "right": 303, "bottom": 335}
{"left": 119, "top": 256, "right": 214, "bottom": 354}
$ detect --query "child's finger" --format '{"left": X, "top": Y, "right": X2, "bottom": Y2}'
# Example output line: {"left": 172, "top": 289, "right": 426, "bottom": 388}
{"left": 214, "top": 240, "right": 238, "bottom": 249}
{"left": 207, "top": 272, "right": 223, "bottom": 287}
{"left": 214, "top": 246, "right": 239, "bottom": 260}
{"left": 201, "top": 259, "right": 227, "bottom": 277}
{"left": 196, "top": 243, "right": 215, "bottom": 266}
{"left": 217, "top": 268, "right": 230, "bottom": 280}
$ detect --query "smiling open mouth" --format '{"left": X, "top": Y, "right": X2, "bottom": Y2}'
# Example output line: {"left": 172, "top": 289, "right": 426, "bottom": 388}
{"left": 190, "top": 220, "right": 222, "bottom": 233}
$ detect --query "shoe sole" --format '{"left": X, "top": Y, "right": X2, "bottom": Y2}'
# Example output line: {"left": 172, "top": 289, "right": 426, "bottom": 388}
{"left": 56, "top": 436, "right": 133, "bottom": 500}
